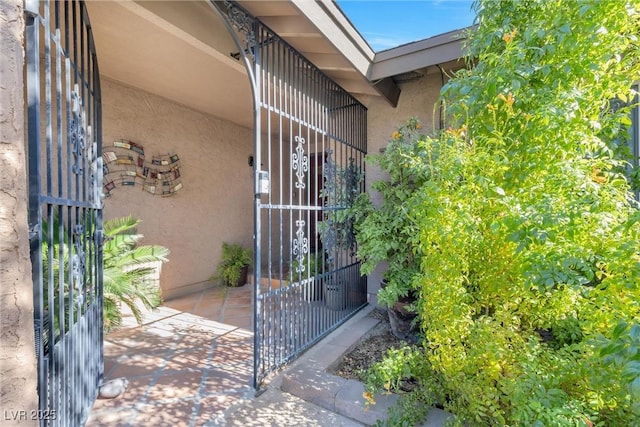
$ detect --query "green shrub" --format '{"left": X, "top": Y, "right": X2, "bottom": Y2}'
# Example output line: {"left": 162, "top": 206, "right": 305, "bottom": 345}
{"left": 361, "top": 0, "right": 640, "bottom": 425}
{"left": 291, "top": 252, "right": 324, "bottom": 277}
{"left": 43, "top": 214, "right": 169, "bottom": 334}
{"left": 102, "top": 215, "right": 168, "bottom": 331}
{"left": 213, "top": 242, "right": 251, "bottom": 286}
{"left": 354, "top": 118, "right": 427, "bottom": 308}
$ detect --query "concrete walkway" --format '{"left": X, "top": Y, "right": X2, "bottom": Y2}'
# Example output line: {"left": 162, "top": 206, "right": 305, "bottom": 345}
{"left": 87, "top": 285, "right": 450, "bottom": 426}
{"left": 87, "top": 285, "right": 255, "bottom": 426}
{"left": 217, "top": 306, "right": 452, "bottom": 427}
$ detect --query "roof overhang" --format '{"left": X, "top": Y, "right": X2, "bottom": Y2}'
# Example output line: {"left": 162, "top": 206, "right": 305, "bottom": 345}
{"left": 85, "top": 0, "right": 471, "bottom": 126}
{"left": 237, "top": 0, "right": 379, "bottom": 99}
{"left": 367, "top": 27, "right": 473, "bottom": 107}
{"left": 247, "top": 1, "right": 472, "bottom": 107}
{"left": 370, "top": 27, "right": 474, "bottom": 81}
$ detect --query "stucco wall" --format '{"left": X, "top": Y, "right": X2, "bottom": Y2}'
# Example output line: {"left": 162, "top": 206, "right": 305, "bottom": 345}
{"left": 101, "top": 79, "right": 253, "bottom": 299}
{"left": 100, "top": 65, "right": 455, "bottom": 302}
{"left": 0, "top": 0, "right": 39, "bottom": 424}
{"left": 360, "top": 66, "right": 449, "bottom": 304}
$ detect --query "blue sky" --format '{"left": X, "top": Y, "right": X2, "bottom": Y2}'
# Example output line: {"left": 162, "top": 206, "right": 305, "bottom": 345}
{"left": 336, "top": 0, "right": 477, "bottom": 51}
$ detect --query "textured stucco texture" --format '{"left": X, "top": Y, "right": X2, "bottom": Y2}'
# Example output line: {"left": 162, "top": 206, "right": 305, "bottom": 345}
{"left": 101, "top": 79, "right": 253, "bottom": 299}
{"left": 0, "top": 0, "right": 39, "bottom": 424}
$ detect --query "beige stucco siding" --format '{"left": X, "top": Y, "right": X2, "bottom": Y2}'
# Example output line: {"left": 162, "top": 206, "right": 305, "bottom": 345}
{"left": 0, "top": 0, "right": 39, "bottom": 423}
{"left": 101, "top": 79, "right": 253, "bottom": 299}
{"left": 361, "top": 67, "right": 447, "bottom": 303}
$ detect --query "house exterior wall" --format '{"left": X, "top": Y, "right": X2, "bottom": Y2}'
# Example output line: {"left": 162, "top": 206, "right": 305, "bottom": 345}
{"left": 361, "top": 67, "right": 448, "bottom": 304}
{"left": 101, "top": 79, "right": 254, "bottom": 300}
{"left": 0, "top": 0, "right": 39, "bottom": 423}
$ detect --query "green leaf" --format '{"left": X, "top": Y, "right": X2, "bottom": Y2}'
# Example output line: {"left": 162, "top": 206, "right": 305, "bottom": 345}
{"left": 493, "top": 186, "right": 506, "bottom": 196}
{"left": 630, "top": 376, "right": 640, "bottom": 397}
{"left": 630, "top": 324, "right": 640, "bottom": 341}
{"left": 613, "top": 321, "right": 629, "bottom": 339}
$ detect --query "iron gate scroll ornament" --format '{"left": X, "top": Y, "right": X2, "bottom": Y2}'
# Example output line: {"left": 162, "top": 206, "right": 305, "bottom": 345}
{"left": 293, "top": 220, "right": 309, "bottom": 273}
{"left": 71, "top": 84, "right": 103, "bottom": 206}
{"left": 70, "top": 85, "right": 87, "bottom": 176}
{"left": 292, "top": 136, "right": 308, "bottom": 189}
{"left": 223, "top": 0, "right": 256, "bottom": 61}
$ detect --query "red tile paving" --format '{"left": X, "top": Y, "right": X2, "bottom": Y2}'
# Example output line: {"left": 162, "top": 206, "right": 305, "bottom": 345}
{"left": 87, "top": 284, "right": 254, "bottom": 427}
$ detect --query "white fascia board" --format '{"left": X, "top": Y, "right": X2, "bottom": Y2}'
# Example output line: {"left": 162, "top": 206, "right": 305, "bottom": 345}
{"left": 370, "top": 27, "right": 473, "bottom": 81}
{"left": 290, "top": 0, "right": 374, "bottom": 78}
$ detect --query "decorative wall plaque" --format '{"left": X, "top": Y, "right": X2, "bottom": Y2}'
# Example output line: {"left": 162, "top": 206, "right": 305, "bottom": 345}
{"left": 102, "top": 139, "right": 182, "bottom": 197}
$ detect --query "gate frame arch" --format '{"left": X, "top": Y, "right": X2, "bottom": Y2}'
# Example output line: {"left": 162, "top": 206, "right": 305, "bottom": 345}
{"left": 208, "top": 0, "right": 368, "bottom": 390}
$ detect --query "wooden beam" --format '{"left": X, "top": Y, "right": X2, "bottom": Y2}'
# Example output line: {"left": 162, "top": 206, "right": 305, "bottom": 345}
{"left": 373, "top": 77, "right": 401, "bottom": 107}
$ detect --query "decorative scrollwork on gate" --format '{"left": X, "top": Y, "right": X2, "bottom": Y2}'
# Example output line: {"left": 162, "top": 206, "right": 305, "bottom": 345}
{"left": 72, "top": 223, "right": 87, "bottom": 309}
{"left": 323, "top": 148, "right": 336, "bottom": 195}
{"left": 70, "top": 84, "right": 102, "bottom": 206}
{"left": 70, "top": 84, "right": 86, "bottom": 176}
{"left": 224, "top": 0, "right": 256, "bottom": 61}
{"left": 291, "top": 136, "right": 308, "bottom": 189}
{"left": 292, "top": 220, "right": 308, "bottom": 273}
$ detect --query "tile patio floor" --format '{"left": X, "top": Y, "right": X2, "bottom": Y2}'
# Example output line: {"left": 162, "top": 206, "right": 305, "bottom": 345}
{"left": 87, "top": 284, "right": 255, "bottom": 427}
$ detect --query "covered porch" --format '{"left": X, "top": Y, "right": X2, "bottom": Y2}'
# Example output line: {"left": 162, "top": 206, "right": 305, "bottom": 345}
{"left": 88, "top": 285, "right": 253, "bottom": 426}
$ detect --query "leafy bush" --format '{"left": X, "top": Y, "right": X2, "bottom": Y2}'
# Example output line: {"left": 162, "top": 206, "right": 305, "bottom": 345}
{"left": 213, "top": 242, "right": 251, "bottom": 286}
{"left": 354, "top": 118, "right": 427, "bottom": 308}
{"left": 43, "top": 214, "right": 169, "bottom": 334}
{"left": 102, "top": 215, "right": 168, "bottom": 331}
{"left": 361, "top": 0, "right": 640, "bottom": 425}
{"left": 291, "top": 252, "right": 324, "bottom": 277}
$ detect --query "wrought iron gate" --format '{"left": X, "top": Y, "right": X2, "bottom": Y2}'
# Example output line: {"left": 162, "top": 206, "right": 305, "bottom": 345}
{"left": 211, "top": 1, "right": 368, "bottom": 388}
{"left": 25, "top": 0, "right": 103, "bottom": 425}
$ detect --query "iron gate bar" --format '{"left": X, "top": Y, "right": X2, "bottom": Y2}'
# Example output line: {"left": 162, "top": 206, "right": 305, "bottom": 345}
{"left": 25, "top": 1, "right": 103, "bottom": 425}
{"left": 211, "top": 0, "right": 368, "bottom": 389}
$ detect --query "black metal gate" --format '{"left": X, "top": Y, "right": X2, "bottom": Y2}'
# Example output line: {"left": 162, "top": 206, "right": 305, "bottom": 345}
{"left": 25, "top": 0, "right": 103, "bottom": 425}
{"left": 211, "top": 1, "right": 368, "bottom": 388}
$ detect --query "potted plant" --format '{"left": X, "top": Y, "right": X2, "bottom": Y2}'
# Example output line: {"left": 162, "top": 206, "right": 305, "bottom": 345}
{"left": 354, "top": 118, "right": 427, "bottom": 340}
{"left": 319, "top": 156, "right": 363, "bottom": 310}
{"left": 214, "top": 242, "right": 252, "bottom": 287}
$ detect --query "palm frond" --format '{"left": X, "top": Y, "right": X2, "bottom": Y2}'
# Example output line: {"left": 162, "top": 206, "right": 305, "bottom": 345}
{"left": 102, "top": 297, "right": 123, "bottom": 333}
{"left": 116, "top": 245, "right": 170, "bottom": 264}
{"left": 104, "top": 215, "right": 140, "bottom": 237}
{"left": 103, "top": 234, "right": 143, "bottom": 257}
{"left": 43, "top": 214, "right": 169, "bottom": 333}
{"left": 103, "top": 267, "right": 138, "bottom": 294}
{"left": 113, "top": 292, "right": 144, "bottom": 325}
{"left": 101, "top": 216, "right": 168, "bottom": 331}
{"left": 132, "top": 281, "right": 162, "bottom": 310}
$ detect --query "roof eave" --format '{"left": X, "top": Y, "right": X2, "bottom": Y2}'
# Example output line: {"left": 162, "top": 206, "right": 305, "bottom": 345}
{"left": 369, "top": 26, "right": 475, "bottom": 81}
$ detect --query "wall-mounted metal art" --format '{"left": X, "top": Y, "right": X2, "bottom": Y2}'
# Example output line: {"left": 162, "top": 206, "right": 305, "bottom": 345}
{"left": 102, "top": 139, "right": 182, "bottom": 197}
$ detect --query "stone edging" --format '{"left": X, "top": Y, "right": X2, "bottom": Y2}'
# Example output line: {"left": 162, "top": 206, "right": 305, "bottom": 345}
{"left": 278, "top": 306, "right": 452, "bottom": 426}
